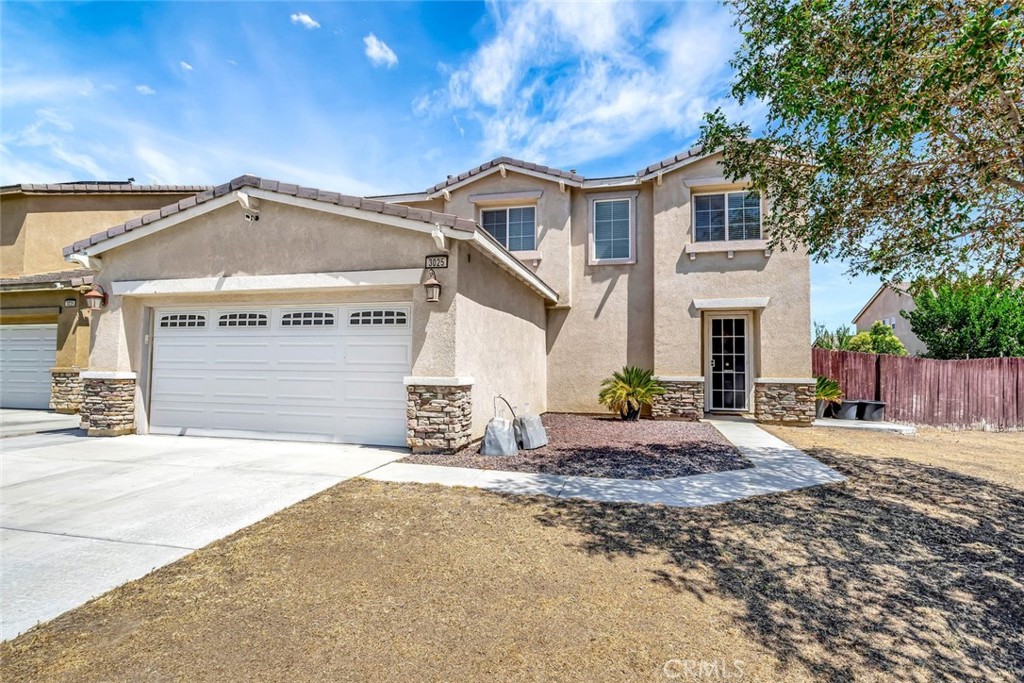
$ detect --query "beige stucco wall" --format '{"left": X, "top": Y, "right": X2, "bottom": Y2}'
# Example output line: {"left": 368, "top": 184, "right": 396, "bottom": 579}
{"left": 545, "top": 184, "right": 656, "bottom": 413}
{"left": 454, "top": 242, "right": 547, "bottom": 438}
{"left": 651, "top": 158, "right": 812, "bottom": 382}
{"left": 441, "top": 173, "right": 574, "bottom": 307}
{"left": 855, "top": 287, "right": 925, "bottom": 355}
{"left": 88, "top": 202, "right": 460, "bottom": 383}
{"left": 0, "top": 192, "right": 197, "bottom": 277}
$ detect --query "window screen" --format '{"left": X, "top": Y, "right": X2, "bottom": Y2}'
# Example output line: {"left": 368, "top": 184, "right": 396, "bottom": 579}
{"left": 593, "top": 199, "right": 631, "bottom": 260}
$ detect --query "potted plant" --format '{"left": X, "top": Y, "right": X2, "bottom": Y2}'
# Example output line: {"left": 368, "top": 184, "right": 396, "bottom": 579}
{"left": 598, "top": 366, "right": 665, "bottom": 421}
{"left": 814, "top": 376, "right": 842, "bottom": 419}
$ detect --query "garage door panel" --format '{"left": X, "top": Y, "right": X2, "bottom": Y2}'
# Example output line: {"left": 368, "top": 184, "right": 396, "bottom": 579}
{"left": 1, "top": 325, "right": 57, "bottom": 410}
{"left": 150, "top": 305, "right": 411, "bottom": 446}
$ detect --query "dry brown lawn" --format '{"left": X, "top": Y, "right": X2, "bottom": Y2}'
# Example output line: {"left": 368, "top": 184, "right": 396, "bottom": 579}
{"left": 3, "top": 428, "right": 1022, "bottom": 682}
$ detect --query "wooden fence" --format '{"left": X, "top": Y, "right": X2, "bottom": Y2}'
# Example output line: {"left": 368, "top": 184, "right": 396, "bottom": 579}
{"left": 812, "top": 348, "right": 1024, "bottom": 430}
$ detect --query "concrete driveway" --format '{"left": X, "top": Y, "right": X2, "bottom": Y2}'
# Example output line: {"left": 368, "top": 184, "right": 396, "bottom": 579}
{"left": 0, "top": 409, "right": 81, "bottom": 438}
{"left": 0, "top": 429, "right": 403, "bottom": 641}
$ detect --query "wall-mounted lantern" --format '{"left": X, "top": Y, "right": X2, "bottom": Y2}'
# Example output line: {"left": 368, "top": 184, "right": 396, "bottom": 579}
{"left": 423, "top": 269, "right": 441, "bottom": 303}
{"left": 84, "top": 284, "right": 107, "bottom": 311}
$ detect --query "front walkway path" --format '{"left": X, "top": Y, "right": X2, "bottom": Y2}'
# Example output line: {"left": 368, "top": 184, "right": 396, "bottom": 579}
{"left": 365, "top": 416, "right": 846, "bottom": 507}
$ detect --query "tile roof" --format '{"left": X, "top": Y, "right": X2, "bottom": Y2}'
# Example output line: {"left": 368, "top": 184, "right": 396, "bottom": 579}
{"left": 0, "top": 269, "right": 95, "bottom": 288}
{"left": 429, "top": 156, "right": 584, "bottom": 193}
{"left": 63, "top": 174, "right": 478, "bottom": 257}
{"left": 0, "top": 182, "right": 212, "bottom": 195}
{"left": 636, "top": 145, "right": 706, "bottom": 177}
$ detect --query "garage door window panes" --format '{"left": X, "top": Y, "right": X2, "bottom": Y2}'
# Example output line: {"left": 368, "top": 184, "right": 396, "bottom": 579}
{"left": 219, "top": 312, "right": 268, "bottom": 327}
{"left": 159, "top": 313, "right": 206, "bottom": 328}
{"left": 349, "top": 309, "right": 408, "bottom": 326}
{"left": 281, "top": 311, "right": 335, "bottom": 327}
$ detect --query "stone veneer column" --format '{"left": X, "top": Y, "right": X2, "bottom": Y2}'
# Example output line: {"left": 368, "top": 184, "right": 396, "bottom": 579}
{"left": 405, "top": 377, "right": 473, "bottom": 454}
{"left": 80, "top": 371, "right": 137, "bottom": 437}
{"left": 651, "top": 376, "right": 706, "bottom": 421}
{"left": 50, "top": 368, "right": 85, "bottom": 414}
{"left": 754, "top": 378, "right": 816, "bottom": 426}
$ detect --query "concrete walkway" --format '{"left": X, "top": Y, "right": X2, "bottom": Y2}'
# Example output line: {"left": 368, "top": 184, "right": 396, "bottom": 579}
{"left": 1, "top": 431, "right": 403, "bottom": 641}
{"left": 365, "top": 417, "right": 846, "bottom": 507}
{"left": 0, "top": 409, "right": 82, "bottom": 438}
{"left": 813, "top": 417, "right": 916, "bottom": 435}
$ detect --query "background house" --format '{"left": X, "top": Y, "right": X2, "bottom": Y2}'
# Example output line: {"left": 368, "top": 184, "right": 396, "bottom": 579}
{"left": 852, "top": 284, "right": 926, "bottom": 356}
{"left": 0, "top": 182, "right": 209, "bottom": 411}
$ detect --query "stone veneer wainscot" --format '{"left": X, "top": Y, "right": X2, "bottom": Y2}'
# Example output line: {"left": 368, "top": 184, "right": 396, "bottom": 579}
{"left": 754, "top": 378, "right": 816, "bottom": 426}
{"left": 652, "top": 376, "right": 705, "bottom": 421}
{"left": 50, "top": 368, "right": 85, "bottom": 414}
{"left": 405, "top": 377, "right": 473, "bottom": 454}
{"left": 80, "top": 371, "right": 137, "bottom": 437}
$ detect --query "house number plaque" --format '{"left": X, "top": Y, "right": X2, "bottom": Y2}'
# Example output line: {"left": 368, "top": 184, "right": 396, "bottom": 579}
{"left": 425, "top": 255, "right": 449, "bottom": 269}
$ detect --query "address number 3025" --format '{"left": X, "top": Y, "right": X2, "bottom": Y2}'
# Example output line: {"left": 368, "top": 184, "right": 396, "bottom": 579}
{"left": 425, "top": 255, "right": 449, "bottom": 269}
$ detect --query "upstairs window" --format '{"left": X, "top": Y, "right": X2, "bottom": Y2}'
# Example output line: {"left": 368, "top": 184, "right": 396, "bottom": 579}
{"left": 590, "top": 197, "right": 634, "bottom": 264}
{"left": 694, "top": 191, "right": 761, "bottom": 242}
{"left": 481, "top": 207, "right": 536, "bottom": 251}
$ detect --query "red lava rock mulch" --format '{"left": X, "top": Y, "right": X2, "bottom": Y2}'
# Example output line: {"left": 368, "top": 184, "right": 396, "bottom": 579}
{"left": 403, "top": 413, "right": 752, "bottom": 480}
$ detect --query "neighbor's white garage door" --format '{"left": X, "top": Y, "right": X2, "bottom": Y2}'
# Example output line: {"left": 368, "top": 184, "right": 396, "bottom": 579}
{"left": 149, "top": 305, "right": 412, "bottom": 447}
{"left": 0, "top": 324, "right": 57, "bottom": 410}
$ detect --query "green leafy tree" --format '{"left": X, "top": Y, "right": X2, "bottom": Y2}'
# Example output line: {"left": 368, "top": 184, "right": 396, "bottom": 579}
{"left": 904, "top": 279, "right": 1024, "bottom": 358}
{"left": 847, "top": 322, "right": 909, "bottom": 355}
{"left": 699, "top": 0, "right": 1024, "bottom": 283}
{"left": 813, "top": 322, "right": 854, "bottom": 350}
{"left": 598, "top": 367, "right": 666, "bottom": 421}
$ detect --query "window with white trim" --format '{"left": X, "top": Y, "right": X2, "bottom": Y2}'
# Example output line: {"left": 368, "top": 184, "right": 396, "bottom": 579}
{"left": 349, "top": 309, "right": 408, "bottom": 326}
{"left": 591, "top": 197, "right": 634, "bottom": 263}
{"left": 218, "top": 312, "right": 268, "bottom": 327}
{"left": 281, "top": 311, "right": 335, "bottom": 327}
{"left": 481, "top": 206, "right": 536, "bottom": 251}
{"left": 159, "top": 313, "right": 205, "bottom": 328}
{"left": 694, "top": 191, "right": 761, "bottom": 242}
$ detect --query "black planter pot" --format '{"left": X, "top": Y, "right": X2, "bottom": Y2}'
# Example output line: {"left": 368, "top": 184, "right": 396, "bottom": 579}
{"left": 834, "top": 401, "right": 860, "bottom": 420}
{"left": 622, "top": 407, "right": 641, "bottom": 421}
{"left": 815, "top": 399, "right": 826, "bottom": 419}
{"left": 858, "top": 401, "right": 886, "bottom": 422}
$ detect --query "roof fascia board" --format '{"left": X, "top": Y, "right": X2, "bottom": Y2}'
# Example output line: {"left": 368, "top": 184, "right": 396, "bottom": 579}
{"left": 366, "top": 192, "right": 433, "bottom": 203}
{"left": 468, "top": 231, "right": 559, "bottom": 303}
{"left": 111, "top": 269, "right": 422, "bottom": 297}
{"left": 429, "top": 165, "right": 583, "bottom": 199}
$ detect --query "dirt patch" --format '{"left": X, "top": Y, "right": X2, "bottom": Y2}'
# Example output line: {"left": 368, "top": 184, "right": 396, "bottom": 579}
{"left": 763, "top": 424, "right": 1024, "bottom": 489}
{"left": 403, "top": 413, "right": 751, "bottom": 479}
{"left": 4, "top": 430, "right": 1022, "bottom": 682}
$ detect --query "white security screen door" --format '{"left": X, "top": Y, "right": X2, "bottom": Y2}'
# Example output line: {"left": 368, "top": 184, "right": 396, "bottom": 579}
{"left": 149, "top": 304, "right": 411, "bottom": 446}
{"left": 707, "top": 315, "right": 750, "bottom": 411}
{"left": 0, "top": 324, "right": 57, "bottom": 409}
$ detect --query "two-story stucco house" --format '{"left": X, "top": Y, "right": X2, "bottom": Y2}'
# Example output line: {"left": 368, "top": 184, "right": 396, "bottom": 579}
{"left": 852, "top": 284, "right": 927, "bottom": 356}
{"left": 57, "top": 147, "right": 815, "bottom": 451}
{"left": 0, "top": 182, "right": 209, "bottom": 412}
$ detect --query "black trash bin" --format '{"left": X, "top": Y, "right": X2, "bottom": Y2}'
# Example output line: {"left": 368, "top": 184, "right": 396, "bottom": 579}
{"left": 858, "top": 400, "right": 886, "bottom": 422}
{"left": 834, "top": 401, "right": 860, "bottom": 420}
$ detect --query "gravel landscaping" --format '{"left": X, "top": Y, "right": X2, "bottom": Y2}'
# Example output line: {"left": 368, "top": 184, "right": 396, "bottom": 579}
{"left": 403, "top": 413, "right": 752, "bottom": 479}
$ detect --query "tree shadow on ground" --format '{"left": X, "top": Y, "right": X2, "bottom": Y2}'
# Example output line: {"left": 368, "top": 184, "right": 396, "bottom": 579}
{"left": 532, "top": 449, "right": 1024, "bottom": 682}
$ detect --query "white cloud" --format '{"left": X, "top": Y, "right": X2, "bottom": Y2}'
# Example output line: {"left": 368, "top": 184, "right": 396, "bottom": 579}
{"left": 0, "top": 77, "right": 95, "bottom": 105}
{"left": 363, "top": 33, "right": 398, "bottom": 68}
{"left": 1, "top": 109, "right": 106, "bottom": 180}
{"left": 422, "top": 0, "right": 757, "bottom": 166}
{"left": 290, "top": 12, "right": 320, "bottom": 29}
{"left": 179, "top": 61, "right": 193, "bottom": 71}
{"left": 135, "top": 84, "right": 156, "bottom": 96}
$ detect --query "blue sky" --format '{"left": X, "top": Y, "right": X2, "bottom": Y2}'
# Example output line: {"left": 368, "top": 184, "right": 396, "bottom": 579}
{"left": 0, "top": 0, "right": 880, "bottom": 328}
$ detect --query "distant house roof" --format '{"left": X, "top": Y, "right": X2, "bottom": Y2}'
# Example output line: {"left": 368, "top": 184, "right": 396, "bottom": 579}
{"left": 63, "top": 174, "right": 479, "bottom": 258}
{"left": 0, "top": 182, "right": 212, "bottom": 196}
{"left": 851, "top": 283, "right": 911, "bottom": 324}
{"left": 0, "top": 268, "right": 94, "bottom": 289}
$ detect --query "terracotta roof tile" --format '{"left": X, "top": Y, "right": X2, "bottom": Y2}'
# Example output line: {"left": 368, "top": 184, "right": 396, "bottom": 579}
{"left": 0, "top": 268, "right": 95, "bottom": 288}
{"left": 636, "top": 145, "right": 706, "bottom": 177}
{"left": 428, "top": 156, "right": 584, "bottom": 193}
{"left": 0, "top": 182, "right": 211, "bottom": 195}
{"left": 64, "top": 174, "right": 479, "bottom": 257}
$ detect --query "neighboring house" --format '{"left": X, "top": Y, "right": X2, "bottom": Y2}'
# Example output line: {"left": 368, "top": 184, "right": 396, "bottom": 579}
{"left": 852, "top": 284, "right": 926, "bottom": 356}
{"left": 0, "top": 182, "right": 210, "bottom": 412}
{"left": 59, "top": 147, "right": 814, "bottom": 452}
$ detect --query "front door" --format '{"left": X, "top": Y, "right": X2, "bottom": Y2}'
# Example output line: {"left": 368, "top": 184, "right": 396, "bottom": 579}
{"left": 707, "top": 315, "right": 749, "bottom": 411}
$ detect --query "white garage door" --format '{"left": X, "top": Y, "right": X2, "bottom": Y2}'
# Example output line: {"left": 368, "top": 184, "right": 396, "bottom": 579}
{"left": 149, "top": 304, "right": 412, "bottom": 447}
{"left": 0, "top": 324, "right": 57, "bottom": 410}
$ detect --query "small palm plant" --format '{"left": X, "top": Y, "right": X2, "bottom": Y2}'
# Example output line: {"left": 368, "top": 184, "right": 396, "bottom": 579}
{"left": 598, "top": 366, "right": 665, "bottom": 421}
{"left": 814, "top": 376, "right": 843, "bottom": 418}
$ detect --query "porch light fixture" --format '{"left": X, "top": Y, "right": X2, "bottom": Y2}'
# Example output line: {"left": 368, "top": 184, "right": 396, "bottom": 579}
{"left": 423, "top": 269, "right": 441, "bottom": 303}
{"left": 84, "top": 284, "right": 107, "bottom": 311}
